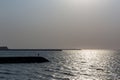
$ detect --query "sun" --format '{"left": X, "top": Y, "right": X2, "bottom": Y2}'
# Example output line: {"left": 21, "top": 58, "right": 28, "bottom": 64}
{"left": 66, "top": 0, "right": 98, "bottom": 6}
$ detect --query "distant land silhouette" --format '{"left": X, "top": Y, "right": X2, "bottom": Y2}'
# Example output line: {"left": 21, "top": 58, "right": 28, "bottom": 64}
{"left": 0, "top": 46, "right": 62, "bottom": 51}
{"left": 0, "top": 46, "right": 81, "bottom": 51}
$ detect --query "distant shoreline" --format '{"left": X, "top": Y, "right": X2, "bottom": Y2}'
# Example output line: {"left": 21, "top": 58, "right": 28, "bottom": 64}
{"left": 0, "top": 46, "right": 81, "bottom": 51}
{"left": 0, "top": 49, "right": 62, "bottom": 51}
{"left": 0, "top": 49, "right": 82, "bottom": 51}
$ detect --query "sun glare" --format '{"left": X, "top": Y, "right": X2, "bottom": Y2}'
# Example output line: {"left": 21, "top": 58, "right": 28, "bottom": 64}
{"left": 66, "top": 0, "right": 99, "bottom": 6}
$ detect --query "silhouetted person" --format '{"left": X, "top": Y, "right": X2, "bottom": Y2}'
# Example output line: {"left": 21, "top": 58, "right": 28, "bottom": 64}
{"left": 37, "top": 53, "right": 39, "bottom": 56}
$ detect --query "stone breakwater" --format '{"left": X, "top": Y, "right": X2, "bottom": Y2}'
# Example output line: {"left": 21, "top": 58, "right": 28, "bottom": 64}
{"left": 0, "top": 57, "right": 49, "bottom": 63}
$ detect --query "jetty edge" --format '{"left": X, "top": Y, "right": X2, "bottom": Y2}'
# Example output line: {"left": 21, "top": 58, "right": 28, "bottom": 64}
{"left": 0, "top": 56, "right": 49, "bottom": 63}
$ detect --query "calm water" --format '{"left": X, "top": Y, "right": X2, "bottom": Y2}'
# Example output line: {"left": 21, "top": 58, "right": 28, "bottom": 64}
{"left": 0, "top": 50, "right": 120, "bottom": 80}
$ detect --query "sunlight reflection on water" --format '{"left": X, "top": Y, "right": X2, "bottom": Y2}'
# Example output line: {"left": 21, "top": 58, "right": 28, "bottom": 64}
{"left": 62, "top": 50, "right": 119, "bottom": 80}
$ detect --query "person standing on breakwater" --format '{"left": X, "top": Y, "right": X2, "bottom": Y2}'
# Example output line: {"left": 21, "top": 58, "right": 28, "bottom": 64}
{"left": 37, "top": 53, "right": 39, "bottom": 56}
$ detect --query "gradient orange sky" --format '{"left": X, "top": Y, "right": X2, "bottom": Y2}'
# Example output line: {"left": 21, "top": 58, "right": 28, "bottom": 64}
{"left": 0, "top": 0, "right": 120, "bottom": 49}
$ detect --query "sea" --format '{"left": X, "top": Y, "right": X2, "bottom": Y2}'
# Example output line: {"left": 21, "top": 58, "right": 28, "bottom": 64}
{"left": 0, "top": 50, "right": 120, "bottom": 80}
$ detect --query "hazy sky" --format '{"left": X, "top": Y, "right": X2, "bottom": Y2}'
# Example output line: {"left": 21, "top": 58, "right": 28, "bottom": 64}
{"left": 0, "top": 0, "right": 120, "bottom": 49}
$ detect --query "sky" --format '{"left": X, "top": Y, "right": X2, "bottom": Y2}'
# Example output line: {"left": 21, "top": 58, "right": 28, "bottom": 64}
{"left": 0, "top": 0, "right": 120, "bottom": 49}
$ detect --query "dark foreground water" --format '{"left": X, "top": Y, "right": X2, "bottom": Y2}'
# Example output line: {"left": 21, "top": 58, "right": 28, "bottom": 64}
{"left": 0, "top": 50, "right": 120, "bottom": 80}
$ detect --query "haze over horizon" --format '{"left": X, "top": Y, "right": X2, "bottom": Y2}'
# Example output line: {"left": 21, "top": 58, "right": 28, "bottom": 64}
{"left": 0, "top": 0, "right": 120, "bottom": 49}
